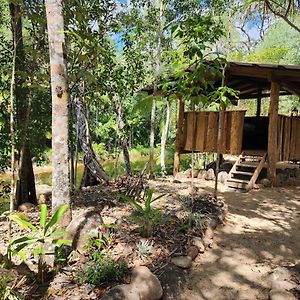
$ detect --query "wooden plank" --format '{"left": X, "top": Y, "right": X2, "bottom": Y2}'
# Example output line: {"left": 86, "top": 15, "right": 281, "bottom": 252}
{"left": 295, "top": 118, "right": 300, "bottom": 159}
{"left": 268, "top": 81, "right": 280, "bottom": 186}
{"left": 230, "top": 111, "right": 245, "bottom": 155}
{"left": 204, "top": 112, "right": 218, "bottom": 152}
{"left": 278, "top": 115, "right": 284, "bottom": 161}
{"left": 225, "top": 112, "right": 232, "bottom": 153}
{"left": 283, "top": 117, "right": 291, "bottom": 161}
{"left": 195, "top": 112, "right": 207, "bottom": 151}
{"left": 218, "top": 110, "right": 227, "bottom": 153}
{"left": 184, "top": 112, "right": 197, "bottom": 151}
{"left": 247, "top": 152, "right": 267, "bottom": 190}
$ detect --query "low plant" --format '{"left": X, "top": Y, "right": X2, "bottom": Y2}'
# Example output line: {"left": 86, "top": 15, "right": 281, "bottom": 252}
{"left": 119, "top": 189, "right": 164, "bottom": 238}
{"left": 8, "top": 204, "right": 71, "bottom": 282}
{"left": 0, "top": 275, "right": 24, "bottom": 300}
{"left": 136, "top": 239, "right": 153, "bottom": 259}
{"left": 78, "top": 254, "right": 128, "bottom": 286}
{"left": 180, "top": 212, "right": 205, "bottom": 233}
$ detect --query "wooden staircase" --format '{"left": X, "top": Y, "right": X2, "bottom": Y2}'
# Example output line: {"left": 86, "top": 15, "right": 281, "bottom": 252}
{"left": 226, "top": 151, "right": 267, "bottom": 191}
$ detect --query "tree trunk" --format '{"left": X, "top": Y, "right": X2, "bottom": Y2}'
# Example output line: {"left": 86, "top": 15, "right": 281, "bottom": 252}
{"left": 115, "top": 98, "right": 132, "bottom": 176}
{"left": 80, "top": 164, "right": 99, "bottom": 188}
{"left": 149, "top": 0, "right": 163, "bottom": 179}
{"left": 16, "top": 142, "right": 37, "bottom": 207}
{"left": 45, "top": 0, "right": 71, "bottom": 225}
{"left": 160, "top": 98, "right": 170, "bottom": 175}
{"left": 10, "top": 3, "right": 37, "bottom": 208}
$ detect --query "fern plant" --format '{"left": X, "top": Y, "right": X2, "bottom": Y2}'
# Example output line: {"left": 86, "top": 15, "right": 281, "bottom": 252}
{"left": 120, "top": 189, "right": 164, "bottom": 237}
{"left": 8, "top": 204, "right": 71, "bottom": 282}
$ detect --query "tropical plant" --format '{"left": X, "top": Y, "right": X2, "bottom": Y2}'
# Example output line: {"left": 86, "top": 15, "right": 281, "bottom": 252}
{"left": 78, "top": 254, "right": 128, "bottom": 286}
{"left": 136, "top": 239, "right": 153, "bottom": 259}
{"left": 120, "top": 189, "right": 164, "bottom": 237}
{"left": 0, "top": 275, "right": 24, "bottom": 300}
{"left": 8, "top": 204, "right": 70, "bottom": 282}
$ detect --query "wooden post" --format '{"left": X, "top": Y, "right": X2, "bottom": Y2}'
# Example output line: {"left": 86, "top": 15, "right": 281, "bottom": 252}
{"left": 256, "top": 91, "right": 262, "bottom": 117}
{"left": 173, "top": 98, "right": 185, "bottom": 175}
{"left": 268, "top": 81, "right": 280, "bottom": 186}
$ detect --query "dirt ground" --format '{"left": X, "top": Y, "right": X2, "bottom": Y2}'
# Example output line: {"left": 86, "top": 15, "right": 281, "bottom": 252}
{"left": 151, "top": 178, "right": 300, "bottom": 300}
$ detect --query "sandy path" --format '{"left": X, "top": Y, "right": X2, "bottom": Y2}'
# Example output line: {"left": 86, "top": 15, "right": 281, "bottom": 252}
{"left": 151, "top": 179, "right": 300, "bottom": 300}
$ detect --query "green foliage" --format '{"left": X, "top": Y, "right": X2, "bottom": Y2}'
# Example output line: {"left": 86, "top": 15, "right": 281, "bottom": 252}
{"left": 0, "top": 275, "right": 24, "bottom": 300}
{"left": 136, "top": 239, "right": 153, "bottom": 259}
{"left": 78, "top": 254, "right": 128, "bottom": 286}
{"left": 180, "top": 212, "right": 205, "bottom": 234}
{"left": 120, "top": 189, "right": 164, "bottom": 237}
{"left": 8, "top": 204, "right": 71, "bottom": 282}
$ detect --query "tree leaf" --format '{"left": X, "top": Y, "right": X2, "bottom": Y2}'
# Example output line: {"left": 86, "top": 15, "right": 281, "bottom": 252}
{"left": 45, "top": 204, "right": 69, "bottom": 233}
{"left": 40, "top": 204, "right": 47, "bottom": 229}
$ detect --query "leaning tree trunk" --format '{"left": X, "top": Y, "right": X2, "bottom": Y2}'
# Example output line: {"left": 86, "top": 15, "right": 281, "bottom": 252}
{"left": 10, "top": 3, "right": 37, "bottom": 208}
{"left": 160, "top": 98, "right": 171, "bottom": 175}
{"left": 45, "top": 0, "right": 71, "bottom": 225}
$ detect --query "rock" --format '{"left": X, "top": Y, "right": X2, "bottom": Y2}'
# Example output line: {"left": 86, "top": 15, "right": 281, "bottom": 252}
{"left": 269, "top": 289, "right": 296, "bottom": 300}
{"left": 271, "top": 267, "right": 291, "bottom": 282}
{"left": 277, "top": 173, "right": 289, "bottom": 186}
{"left": 18, "top": 202, "right": 36, "bottom": 212}
{"left": 66, "top": 208, "right": 103, "bottom": 253}
{"left": 36, "top": 184, "right": 52, "bottom": 204}
{"left": 102, "top": 266, "right": 162, "bottom": 300}
{"left": 218, "top": 171, "right": 228, "bottom": 184}
{"left": 207, "top": 217, "right": 218, "bottom": 229}
{"left": 171, "top": 256, "right": 192, "bottom": 269}
{"left": 197, "top": 170, "right": 207, "bottom": 179}
{"left": 187, "top": 246, "right": 198, "bottom": 260}
{"left": 260, "top": 178, "right": 271, "bottom": 188}
{"left": 220, "top": 161, "right": 233, "bottom": 173}
{"left": 205, "top": 168, "right": 215, "bottom": 181}
{"left": 203, "top": 226, "right": 214, "bottom": 249}
{"left": 191, "top": 169, "right": 199, "bottom": 178}
{"left": 186, "top": 186, "right": 199, "bottom": 197}
{"left": 184, "top": 169, "right": 192, "bottom": 178}
{"left": 271, "top": 280, "right": 297, "bottom": 291}
{"left": 173, "top": 171, "right": 187, "bottom": 183}
{"left": 192, "top": 237, "right": 205, "bottom": 253}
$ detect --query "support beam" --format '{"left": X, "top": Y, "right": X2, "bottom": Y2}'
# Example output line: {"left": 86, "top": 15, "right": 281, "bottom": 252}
{"left": 268, "top": 81, "right": 280, "bottom": 186}
{"left": 173, "top": 98, "right": 184, "bottom": 175}
{"left": 256, "top": 91, "right": 262, "bottom": 117}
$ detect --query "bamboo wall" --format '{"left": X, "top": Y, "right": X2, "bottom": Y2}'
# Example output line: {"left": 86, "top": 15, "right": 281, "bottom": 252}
{"left": 181, "top": 111, "right": 246, "bottom": 155}
{"left": 278, "top": 115, "right": 300, "bottom": 161}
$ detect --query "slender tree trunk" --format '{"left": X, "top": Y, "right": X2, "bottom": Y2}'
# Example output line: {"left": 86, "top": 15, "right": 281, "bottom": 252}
{"left": 8, "top": 22, "right": 17, "bottom": 242}
{"left": 149, "top": 0, "right": 163, "bottom": 179}
{"left": 160, "top": 98, "right": 170, "bottom": 175}
{"left": 45, "top": 0, "right": 71, "bottom": 225}
{"left": 10, "top": 3, "right": 37, "bottom": 207}
{"left": 115, "top": 97, "right": 132, "bottom": 176}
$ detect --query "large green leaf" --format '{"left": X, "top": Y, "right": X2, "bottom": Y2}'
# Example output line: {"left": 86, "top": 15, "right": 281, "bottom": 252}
{"left": 9, "top": 215, "right": 39, "bottom": 232}
{"left": 119, "top": 194, "right": 144, "bottom": 214}
{"left": 10, "top": 236, "right": 37, "bottom": 246}
{"left": 45, "top": 204, "right": 69, "bottom": 232}
{"left": 40, "top": 204, "right": 47, "bottom": 229}
{"left": 52, "top": 238, "right": 72, "bottom": 246}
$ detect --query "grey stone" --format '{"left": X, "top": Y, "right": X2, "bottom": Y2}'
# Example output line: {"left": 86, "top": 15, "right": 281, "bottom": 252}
{"left": 192, "top": 237, "right": 205, "bottom": 253}
{"left": 102, "top": 266, "right": 162, "bottom": 300}
{"left": 269, "top": 289, "right": 296, "bottom": 300}
{"left": 191, "top": 169, "right": 199, "bottom": 178}
{"left": 205, "top": 168, "right": 215, "bottom": 181}
{"left": 171, "top": 256, "right": 192, "bottom": 269}
{"left": 260, "top": 178, "right": 271, "bottom": 188}
{"left": 184, "top": 169, "right": 192, "bottom": 178}
{"left": 197, "top": 170, "right": 207, "bottom": 179}
{"left": 66, "top": 208, "right": 103, "bottom": 253}
{"left": 218, "top": 171, "right": 228, "bottom": 184}
{"left": 187, "top": 246, "right": 198, "bottom": 260}
{"left": 36, "top": 184, "right": 52, "bottom": 204}
{"left": 203, "top": 226, "right": 214, "bottom": 249}
{"left": 18, "top": 202, "right": 36, "bottom": 212}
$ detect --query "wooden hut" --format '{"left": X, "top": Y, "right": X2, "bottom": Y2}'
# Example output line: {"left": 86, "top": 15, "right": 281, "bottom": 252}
{"left": 173, "top": 62, "right": 300, "bottom": 190}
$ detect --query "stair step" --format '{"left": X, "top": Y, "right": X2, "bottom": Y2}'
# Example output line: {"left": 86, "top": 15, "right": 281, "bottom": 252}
{"left": 227, "top": 178, "right": 250, "bottom": 184}
{"left": 227, "top": 182, "right": 249, "bottom": 190}
{"left": 238, "top": 162, "right": 259, "bottom": 168}
{"left": 232, "top": 171, "right": 253, "bottom": 176}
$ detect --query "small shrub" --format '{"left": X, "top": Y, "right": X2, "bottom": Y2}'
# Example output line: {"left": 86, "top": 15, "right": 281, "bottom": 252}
{"left": 136, "top": 239, "right": 153, "bottom": 259}
{"left": 8, "top": 204, "right": 71, "bottom": 282}
{"left": 119, "top": 189, "right": 164, "bottom": 238}
{"left": 180, "top": 212, "right": 205, "bottom": 234}
{"left": 0, "top": 275, "right": 24, "bottom": 300}
{"left": 92, "top": 143, "right": 109, "bottom": 160}
{"left": 78, "top": 254, "right": 127, "bottom": 286}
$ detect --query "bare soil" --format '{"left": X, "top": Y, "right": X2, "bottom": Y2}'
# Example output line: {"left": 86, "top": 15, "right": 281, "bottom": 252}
{"left": 153, "top": 177, "right": 300, "bottom": 300}
{"left": 1, "top": 177, "right": 300, "bottom": 300}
